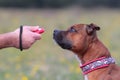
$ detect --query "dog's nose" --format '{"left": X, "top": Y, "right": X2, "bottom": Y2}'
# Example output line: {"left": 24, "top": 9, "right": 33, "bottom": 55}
{"left": 54, "top": 30, "right": 61, "bottom": 35}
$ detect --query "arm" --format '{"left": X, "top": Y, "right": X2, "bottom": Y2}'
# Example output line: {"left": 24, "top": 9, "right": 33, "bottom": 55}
{"left": 0, "top": 32, "right": 15, "bottom": 49}
{"left": 0, "top": 26, "right": 43, "bottom": 50}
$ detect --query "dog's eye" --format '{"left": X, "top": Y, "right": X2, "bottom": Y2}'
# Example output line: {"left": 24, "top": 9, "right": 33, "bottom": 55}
{"left": 69, "top": 28, "right": 77, "bottom": 32}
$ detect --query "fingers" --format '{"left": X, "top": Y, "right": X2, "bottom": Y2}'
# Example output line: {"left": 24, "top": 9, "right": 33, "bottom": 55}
{"left": 32, "top": 33, "right": 41, "bottom": 40}
{"left": 23, "top": 25, "right": 40, "bottom": 31}
{"left": 30, "top": 26, "right": 40, "bottom": 31}
{"left": 23, "top": 25, "right": 45, "bottom": 34}
{"left": 23, "top": 25, "right": 44, "bottom": 40}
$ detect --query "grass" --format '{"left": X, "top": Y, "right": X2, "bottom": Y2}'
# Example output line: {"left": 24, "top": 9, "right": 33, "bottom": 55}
{"left": 0, "top": 7, "right": 120, "bottom": 80}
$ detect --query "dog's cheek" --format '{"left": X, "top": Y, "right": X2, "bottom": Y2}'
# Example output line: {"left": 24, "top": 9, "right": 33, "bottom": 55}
{"left": 71, "top": 43, "right": 83, "bottom": 52}
{"left": 71, "top": 37, "right": 88, "bottom": 53}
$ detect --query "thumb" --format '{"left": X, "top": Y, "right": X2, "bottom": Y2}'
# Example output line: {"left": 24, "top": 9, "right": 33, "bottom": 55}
{"left": 31, "top": 26, "right": 40, "bottom": 31}
{"left": 23, "top": 25, "right": 40, "bottom": 31}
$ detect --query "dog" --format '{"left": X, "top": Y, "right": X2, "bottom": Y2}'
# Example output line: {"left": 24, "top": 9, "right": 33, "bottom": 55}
{"left": 53, "top": 23, "right": 120, "bottom": 80}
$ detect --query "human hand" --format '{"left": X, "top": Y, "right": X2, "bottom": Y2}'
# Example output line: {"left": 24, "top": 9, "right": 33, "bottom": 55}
{"left": 12, "top": 26, "right": 44, "bottom": 50}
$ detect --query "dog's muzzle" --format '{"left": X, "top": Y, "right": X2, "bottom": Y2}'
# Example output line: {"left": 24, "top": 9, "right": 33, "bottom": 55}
{"left": 53, "top": 30, "right": 72, "bottom": 49}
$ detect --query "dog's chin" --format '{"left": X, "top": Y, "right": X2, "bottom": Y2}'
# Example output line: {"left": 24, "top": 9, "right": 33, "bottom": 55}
{"left": 57, "top": 42, "right": 72, "bottom": 49}
{"left": 54, "top": 39, "right": 72, "bottom": 50}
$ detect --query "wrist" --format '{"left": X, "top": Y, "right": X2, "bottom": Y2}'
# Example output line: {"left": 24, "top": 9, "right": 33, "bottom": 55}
{"left": 19, "top": 26, "right": 23, "bottom": 51}
{"left": 10, "top": 31, "right": 19, "bottom": 48}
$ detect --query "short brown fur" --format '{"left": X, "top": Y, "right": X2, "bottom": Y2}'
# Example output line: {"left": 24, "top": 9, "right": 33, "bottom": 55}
{"left": 53, "top": 23, "right": 120, "bottom": 80}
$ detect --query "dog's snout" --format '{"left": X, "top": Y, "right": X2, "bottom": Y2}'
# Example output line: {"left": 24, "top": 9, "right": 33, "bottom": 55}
{"left": 54, "top": 30, "right": 60, "bottom": 34}
{"left": 53, "top": 30, "right": 61, "bottom": 36}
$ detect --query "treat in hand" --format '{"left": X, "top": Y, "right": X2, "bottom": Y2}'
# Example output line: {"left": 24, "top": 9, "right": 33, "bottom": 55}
{"left": 32, "top": 28, "right": 45, "bottom": 34}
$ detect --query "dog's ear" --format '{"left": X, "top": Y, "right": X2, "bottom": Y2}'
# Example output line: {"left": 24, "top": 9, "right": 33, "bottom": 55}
{"left": 86, "top": 23, "right": 100, "bottom": 35}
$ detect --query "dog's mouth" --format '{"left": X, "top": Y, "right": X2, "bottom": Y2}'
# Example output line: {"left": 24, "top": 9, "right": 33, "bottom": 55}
{"left": 53, "top": 30, "right": 72, "bottom": 49}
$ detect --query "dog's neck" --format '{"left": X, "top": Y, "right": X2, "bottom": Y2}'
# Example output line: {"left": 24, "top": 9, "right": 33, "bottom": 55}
{"left": 77, "top": 38, "right": 111, "bottom": 64}
{"left": 76, "top": 38, "right": 111, "bottom": 80}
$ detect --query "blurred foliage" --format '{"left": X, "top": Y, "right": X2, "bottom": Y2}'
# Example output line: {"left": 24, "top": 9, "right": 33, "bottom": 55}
{"left": 0, "top": 0, "right": 120, "bottom": 8}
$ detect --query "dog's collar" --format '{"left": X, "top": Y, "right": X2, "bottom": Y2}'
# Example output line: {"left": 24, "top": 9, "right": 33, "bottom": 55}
{"left": 80, "top": 57, "right": 115, "bottom": 74}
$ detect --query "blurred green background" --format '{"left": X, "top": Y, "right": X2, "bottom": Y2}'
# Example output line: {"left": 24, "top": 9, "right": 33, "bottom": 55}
{"left": 0, "top": 0, "right": 120, "bottom": 80}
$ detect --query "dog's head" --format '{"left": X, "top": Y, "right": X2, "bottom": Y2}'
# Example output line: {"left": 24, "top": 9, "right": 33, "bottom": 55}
{"left": 53, "top": 23, "right": 100, "bottom": 54}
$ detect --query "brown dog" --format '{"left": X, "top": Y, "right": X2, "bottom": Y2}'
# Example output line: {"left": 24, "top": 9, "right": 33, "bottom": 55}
{"left": 53, "top": 23, "right": 120, "bottom": 80}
